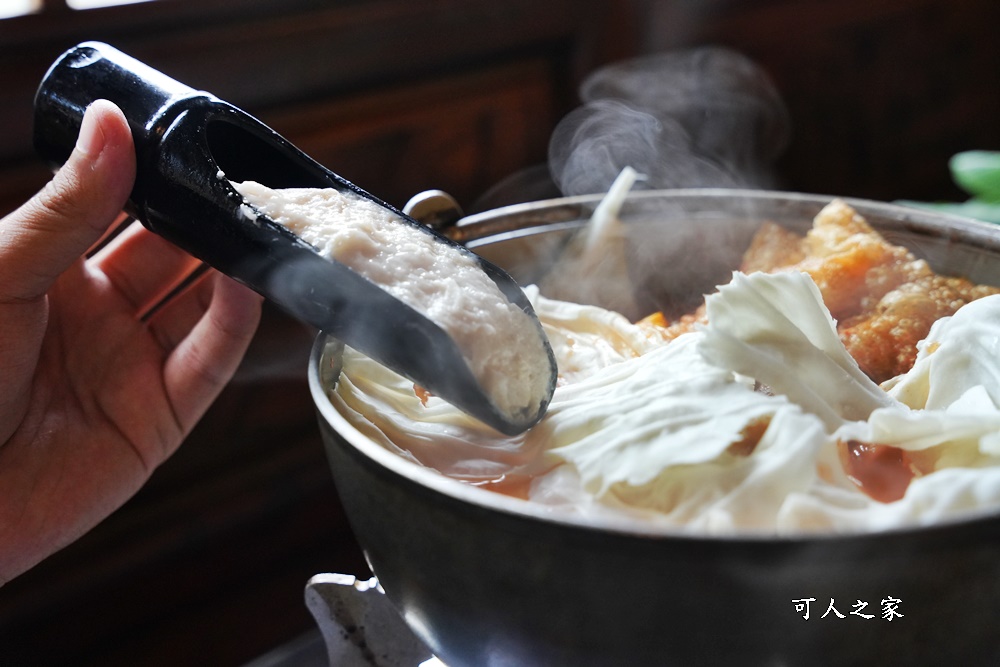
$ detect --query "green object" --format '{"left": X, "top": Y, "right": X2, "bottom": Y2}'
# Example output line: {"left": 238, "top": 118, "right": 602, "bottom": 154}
{"left": 898, "top": 150, "right": 1000, "bottom": 224}
{"left": 950, "top": 151, "right": 1000, "bottom": 201}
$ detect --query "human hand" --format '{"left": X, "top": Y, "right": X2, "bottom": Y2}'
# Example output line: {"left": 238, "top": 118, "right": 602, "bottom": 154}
{"left": 0, "top": 100, "right": 262, "bottom": 584}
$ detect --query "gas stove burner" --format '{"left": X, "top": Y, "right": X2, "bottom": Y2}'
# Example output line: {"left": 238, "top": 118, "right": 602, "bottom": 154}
{"left": 305, "top": 573, "right": 445, "bottom": 667}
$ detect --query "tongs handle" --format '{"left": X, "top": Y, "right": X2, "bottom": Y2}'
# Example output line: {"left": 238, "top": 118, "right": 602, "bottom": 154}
{"left": 35, "top": 43, "right": 354, "bottom": 328}
{"left": 34, "top": 42, "right": 340, "bottom": 256}
{"left": 34, "top": 42, "right": 197, "bottom": 183}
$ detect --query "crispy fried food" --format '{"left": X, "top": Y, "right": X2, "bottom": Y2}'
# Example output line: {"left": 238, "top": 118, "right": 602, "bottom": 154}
{"left": 840, "top": 274, "right": 1000, "bottom": 382}
{"left": 795, "top": 200, "right": 929, "bottom": 322}
{"left": 739, "top": 221, "right": 805, "bottom": 274}
{"left": 644, "top": 200, "right": 1000, "bottom": 383}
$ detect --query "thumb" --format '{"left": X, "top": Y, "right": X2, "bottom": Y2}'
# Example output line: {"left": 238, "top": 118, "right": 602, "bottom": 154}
{"left": 0, "top": 99, "right": 136, "bottom": 303}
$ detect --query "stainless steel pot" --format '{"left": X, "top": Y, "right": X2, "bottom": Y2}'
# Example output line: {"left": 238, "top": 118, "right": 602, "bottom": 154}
{"left": 308, "top": 189, "right": 1000, "bottom": 666}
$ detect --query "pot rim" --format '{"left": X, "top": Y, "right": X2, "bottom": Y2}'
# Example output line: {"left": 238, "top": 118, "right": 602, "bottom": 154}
{"left": 451, "top": 187, "right": 998, "bottom": 247}
{"left": 308, "top": 188, "right": 1000, "bottom": 546}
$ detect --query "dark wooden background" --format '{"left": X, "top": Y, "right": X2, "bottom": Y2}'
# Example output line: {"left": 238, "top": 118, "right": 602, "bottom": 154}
{"left": 0, "top": 0, "right": 998, "bottom": 664}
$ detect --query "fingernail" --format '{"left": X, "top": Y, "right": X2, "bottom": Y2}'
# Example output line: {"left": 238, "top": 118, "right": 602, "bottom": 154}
{"left": 75, "top": 101, "right": 107, "bottom": 158}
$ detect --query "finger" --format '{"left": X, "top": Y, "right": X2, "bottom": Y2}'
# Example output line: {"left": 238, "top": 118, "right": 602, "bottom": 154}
{"left": 0, "top": 100, "right": 134, "bottom": 445}
{"left": 0, "top": 99, "right": 135, "bottom": 304}
{"left": 85, "top": 210, "right": 133, "bottom": 258}
{"left": 90, "top": 220, "right": 203, "bottom": 314}
{"left": 162, "top": 274, "right": 262, "bottom": 436}
{"left": 145, "top": 268, "right": 216, "bottom": 351}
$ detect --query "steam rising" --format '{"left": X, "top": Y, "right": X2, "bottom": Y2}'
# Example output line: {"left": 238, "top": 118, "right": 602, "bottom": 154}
{"left": 541, "top": 167, "right": 643, "bottom": 319}
{"left": 549, "top": 47, "right": 790, "bottom": 196}
{"left": 527, "top": 47, "right": 795, "bottom": 319}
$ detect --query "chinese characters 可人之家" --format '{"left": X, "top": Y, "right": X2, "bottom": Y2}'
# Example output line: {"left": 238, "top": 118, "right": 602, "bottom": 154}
{"left": 792, "top": 597, "right": 903, "bottom": 621}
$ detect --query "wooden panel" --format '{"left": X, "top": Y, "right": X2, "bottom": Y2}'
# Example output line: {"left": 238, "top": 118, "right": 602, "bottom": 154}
{"left": 267, "top": 59, "right": 559, "bottom": 207}
{"left": 631, "top": 0, "right": 1000, "bottom": 202}
{"left": 0, "top": 0, "right": 613, "bottom": 213}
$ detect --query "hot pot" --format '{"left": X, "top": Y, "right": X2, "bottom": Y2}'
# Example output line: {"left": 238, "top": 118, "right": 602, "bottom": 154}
{"left": 308, "top": 189, "right": 1000, "bottom": 666}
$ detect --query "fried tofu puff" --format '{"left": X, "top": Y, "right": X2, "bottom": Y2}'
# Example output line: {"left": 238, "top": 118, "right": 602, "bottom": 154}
{"left": 641, "top": 200, "right": 1000, "bottom": 384}
{"left": 839, "top": 274, "right": 1000, "bottom": 383}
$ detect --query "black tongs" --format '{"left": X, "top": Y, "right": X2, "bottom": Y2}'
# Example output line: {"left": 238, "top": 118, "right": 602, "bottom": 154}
{"left": 33, "top": 41, "right": 556, "bottom": 435}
